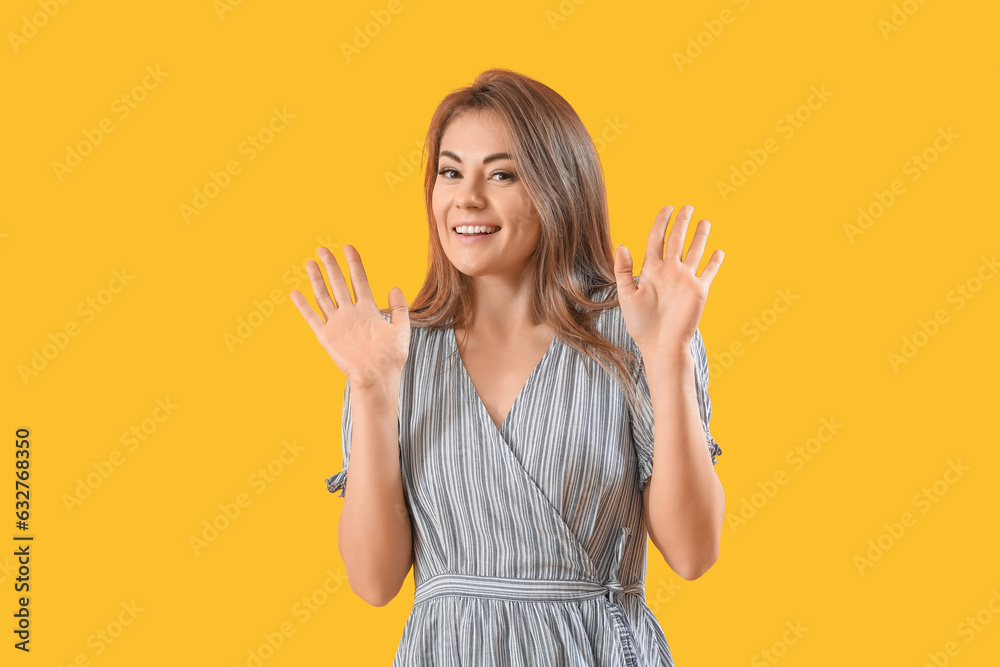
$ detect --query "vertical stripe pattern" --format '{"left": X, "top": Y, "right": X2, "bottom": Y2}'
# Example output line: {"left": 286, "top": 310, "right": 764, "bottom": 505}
{"left": 326, "top": 287, "right": 722, "bottom": 666}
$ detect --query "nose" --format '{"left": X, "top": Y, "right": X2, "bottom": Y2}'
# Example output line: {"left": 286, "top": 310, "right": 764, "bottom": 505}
{"left": 455, "top": 177, "right": 485, "bottom": 209}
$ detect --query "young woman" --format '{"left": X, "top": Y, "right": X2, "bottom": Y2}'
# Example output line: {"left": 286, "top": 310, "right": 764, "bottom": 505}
{"left": 291, "top": 68, "right": 725, "bottom": 666}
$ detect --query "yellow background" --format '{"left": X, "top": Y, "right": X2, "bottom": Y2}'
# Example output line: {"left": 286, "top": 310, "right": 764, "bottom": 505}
{"left": 3, "top": 0, "right": 998, "bottom": 665}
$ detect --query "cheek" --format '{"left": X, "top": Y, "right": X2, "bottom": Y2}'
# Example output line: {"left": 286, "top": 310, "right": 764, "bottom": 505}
{"left": 516, "top": 203, "right": 541, "bottom": 234}
{"left": 436, "top": 221, "right": 450, "bottom": 245}
{"left": 514, "top": 192, "right": 540, "bottom": 225}
{"left": 431, "top": 197, "right": 446, "bottom": 233}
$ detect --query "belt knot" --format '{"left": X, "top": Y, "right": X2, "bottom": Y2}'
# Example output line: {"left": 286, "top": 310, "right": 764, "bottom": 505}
{"left": 603, "top": 526, "right": 643, "bottom": 605}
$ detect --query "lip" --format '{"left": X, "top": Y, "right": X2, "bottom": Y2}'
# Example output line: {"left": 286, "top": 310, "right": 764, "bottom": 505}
{"left": 452, "top": 223, "right": 501, "bottom": 244}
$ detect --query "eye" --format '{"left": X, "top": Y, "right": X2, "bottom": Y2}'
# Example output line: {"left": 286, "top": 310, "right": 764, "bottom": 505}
{"left": 436, "top": 167, "right": 516, "bottom": 182}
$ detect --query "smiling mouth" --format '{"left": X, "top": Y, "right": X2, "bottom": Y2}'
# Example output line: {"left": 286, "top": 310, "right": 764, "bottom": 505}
{"left": 454, "top": 226, "right": 500, "bottom": 236}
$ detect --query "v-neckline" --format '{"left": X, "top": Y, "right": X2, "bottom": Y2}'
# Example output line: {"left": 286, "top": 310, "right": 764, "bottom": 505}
{"left": 450, "top": 327, "right": 559, "bottom": 437}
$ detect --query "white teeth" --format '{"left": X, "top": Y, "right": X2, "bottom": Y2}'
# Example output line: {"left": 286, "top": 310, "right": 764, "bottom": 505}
{"left": 455, "top": 225, "right": 500, "bottom": 235}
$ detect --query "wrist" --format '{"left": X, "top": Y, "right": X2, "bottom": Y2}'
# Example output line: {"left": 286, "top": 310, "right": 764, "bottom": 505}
{"left": 638, "top": 346, "right": 693, "bottom": 371}
{"left": 641, "top": 352, "right": 695, "bottom": 403}
{"left": 349, "top": 373, "right": 401, "bottom": 395}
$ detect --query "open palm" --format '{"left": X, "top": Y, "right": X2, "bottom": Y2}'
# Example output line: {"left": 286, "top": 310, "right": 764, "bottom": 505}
{"left": 290, "top": 245, "right": 410, "bottom": 389}
{"left": 614, "top": 204, "right": 724, "bottom": 359}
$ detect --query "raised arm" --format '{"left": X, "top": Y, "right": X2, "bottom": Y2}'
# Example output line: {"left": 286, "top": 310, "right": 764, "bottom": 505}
{"left": 291, "top": 244, "right": 413, "bottom": 606}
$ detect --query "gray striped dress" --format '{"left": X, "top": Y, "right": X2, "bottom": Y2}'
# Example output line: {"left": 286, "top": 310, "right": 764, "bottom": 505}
{"left": 326, "top": 286, "right": 722, "bottom": 666}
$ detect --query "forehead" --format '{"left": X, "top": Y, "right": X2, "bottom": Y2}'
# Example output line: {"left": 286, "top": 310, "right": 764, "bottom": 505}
{"left": 439, "top": 110, "right": 513, "bottom": 158}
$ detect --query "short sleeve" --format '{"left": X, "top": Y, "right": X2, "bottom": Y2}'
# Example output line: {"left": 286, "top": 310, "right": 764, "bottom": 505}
{"left": 691, "top": 328, "right": 723, "bottom": 466}
{"left": 325, "top": 378, "right": 353, "bottom": 498}
{"left": 631, "top": 327, "right": 723, "bottom": 492}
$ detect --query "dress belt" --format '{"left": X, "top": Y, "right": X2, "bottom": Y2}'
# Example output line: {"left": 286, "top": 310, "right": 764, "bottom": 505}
{"left": 414, "top": 527, "right": 644, "bottom": 607}
{"left": 413, "top": 572, "right": 645, "bottom": 606}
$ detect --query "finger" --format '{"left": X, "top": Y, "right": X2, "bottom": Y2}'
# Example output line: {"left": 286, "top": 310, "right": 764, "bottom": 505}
{"left": 306, "top": 258, "right": 337, "bottom": 321}
{"left": 614, "top": 243, "right": 637, "bottom": 300}
{"left": 387, "top": 286, "right": 410, "bottom": 330}
{"left": 642, "top": 205, "right": 673, "bottom": 271}
{"left": 697, "top": 249, "right": 725, "bottom": 286}
{"left": 683, "top": 219, "right": 711, "bottom": 269}
{"left": 289, "top": 289, "right": 326, "bottom": 336}
{"left": 318, "top": 246, "right": 352, "bottom": 309}
{"left": 664, "top": 204, "right": 694, "bottom": 262}
{"left": 343, "top": 244, "right": 377, "bottom": 310}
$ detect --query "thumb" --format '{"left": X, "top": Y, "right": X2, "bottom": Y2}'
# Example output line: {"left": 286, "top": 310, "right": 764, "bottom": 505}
{"left": 615, "top": 244, "right": 637, "bottom": 299}
{"left": 387, "top": 286, "right": 409, "bottom": 329}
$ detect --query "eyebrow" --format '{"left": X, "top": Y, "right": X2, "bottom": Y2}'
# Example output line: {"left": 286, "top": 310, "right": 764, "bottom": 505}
{"left": 439, "top": 150, "right": 512, "bottom": 164}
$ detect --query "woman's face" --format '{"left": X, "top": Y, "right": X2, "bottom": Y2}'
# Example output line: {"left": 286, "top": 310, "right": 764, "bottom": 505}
{"left": 432, "top": 110, "right": 542, "bottom": 282}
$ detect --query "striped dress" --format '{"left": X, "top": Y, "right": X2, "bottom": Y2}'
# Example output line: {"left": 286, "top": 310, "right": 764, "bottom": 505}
{"left": 326, "top": 286, "right": 723, "bottom": 666}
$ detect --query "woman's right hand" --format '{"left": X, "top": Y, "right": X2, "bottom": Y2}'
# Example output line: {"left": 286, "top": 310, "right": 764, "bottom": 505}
{"left": 290, "top": 245, "right": 410, "bottom": 389}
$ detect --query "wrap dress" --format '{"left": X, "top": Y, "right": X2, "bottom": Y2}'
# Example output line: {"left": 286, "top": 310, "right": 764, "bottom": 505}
{"left": 326, "top": 286, "right": 723, "bottom": 666}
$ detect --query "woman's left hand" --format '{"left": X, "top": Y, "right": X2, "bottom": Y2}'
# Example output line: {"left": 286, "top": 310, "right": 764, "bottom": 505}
{"left": 614, "top": 204, "right": 725, "bottom": 360}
